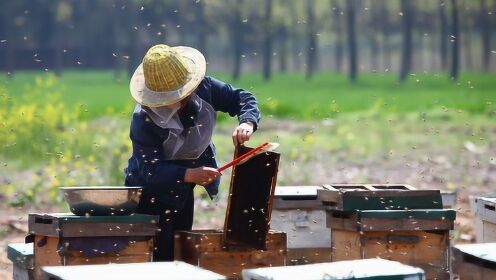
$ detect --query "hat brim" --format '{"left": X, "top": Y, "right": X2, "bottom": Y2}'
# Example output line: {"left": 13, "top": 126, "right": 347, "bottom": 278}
{"left": 129, "top": 46, "right": 206, "bottom": 107}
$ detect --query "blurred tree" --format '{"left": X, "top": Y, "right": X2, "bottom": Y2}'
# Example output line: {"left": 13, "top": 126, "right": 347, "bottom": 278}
{"left": 462, "top": 0, "right": 474, "bottom": 71}
{"left": 305, "top": 0, "right": 317, "bottom": 79}
{"left": 379, "top": 0, "right": 392, "bottom": 71}
{"left": 231, "top": 0, "right": 244, "bottom": 80}
{"left": 263, "top": 0, "right": 273, "bottom": 80}
{"left": 439, "top": 0, "right": 449, "bottom": 70}
{"left": 479, "top": 0, "right": 491, "bottom": 71}
{"left": 367, "top": 0, "right": 379, "bottom": 71}
{"left": 331, "top": 0, "right": 344, "bottom": 72}
{"left": 450, "top": 0, "right": 460, "bottom": 80}
{"left": 195, "top": 0, "right": 207, "bottom": 57}
{"left": 400, "top": 0, "right": 414, "bottom": 82}
{"left": 288, "top": 0, "right": 303, "bottom": 71}
{"left": 346, "top": 0, "right": 357, "bottom": 82}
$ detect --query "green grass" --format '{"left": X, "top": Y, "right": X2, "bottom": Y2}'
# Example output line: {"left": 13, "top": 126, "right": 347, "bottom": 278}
{"left": 1, "top": 70, "right": 494, "bottom": 119}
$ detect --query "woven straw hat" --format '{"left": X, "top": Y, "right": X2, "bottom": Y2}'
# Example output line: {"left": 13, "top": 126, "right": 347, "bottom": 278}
{"left": 129, "top": 44, "right": 206, "bottom": 107}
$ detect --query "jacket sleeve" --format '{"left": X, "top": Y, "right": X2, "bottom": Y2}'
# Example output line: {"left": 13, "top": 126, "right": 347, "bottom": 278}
{"left": 129, "top": 111, "right": 187, "bottom": 186}
{"left": 206, "top": 76, "right": 261, "bottom": 130}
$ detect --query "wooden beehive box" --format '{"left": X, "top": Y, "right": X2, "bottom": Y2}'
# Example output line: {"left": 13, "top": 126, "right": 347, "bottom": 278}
{"left": 318, "top": 184, "right": 443, "bottom": 211}
{"left": 327, "top": 209, "right": 455, "bottom": 280}
{"left": 270, "top": 186, "right": 331, "bottom": 265}
{"left": 28, "top": 213, "right": 159, "bottom": 280}
{"left": 175, "top": 230, "right": 286, "bottom": 279}
{"left": 242, "top": 258, "right": 425, "bottom": 280}
{"left": 451, "top": 243, "right": 496, "bottom": 280}
{"left": 40, "top": 261, "right": 226, "bottom": 280}
{"left": 175, "top": 145, "right": 285, "bottom": 279}
{"left": 474, "top": 197, "right": 496, "bottom": 243}
{"left": 7, "top": 243, "right": 34, "bottom": 280}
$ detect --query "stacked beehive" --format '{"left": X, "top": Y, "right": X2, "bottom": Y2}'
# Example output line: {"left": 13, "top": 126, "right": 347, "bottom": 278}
{"left": 318, "top": 184, "right": 456, "bottom": 280}
{"left": 26, "top": 213, "right": 159, "bottom": 280}
{"left": 175, "top": 145, "right": 286, "bottom": 279}
{"left": 270, "top": 186, "right": 332, "bottom": 265}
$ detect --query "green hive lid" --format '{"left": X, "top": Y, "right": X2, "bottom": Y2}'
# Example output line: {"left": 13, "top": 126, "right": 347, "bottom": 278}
{"left": 242, "top": 258, "right": 424, "bottom": 280}
{"left": 7, "top": 243, "right": 34, "bottom": 269}
{"left": 318, "top": 184, "right": 443, "bottom": 211}
{"left": 357, "top": 209, "right": 456, "bottom": 220}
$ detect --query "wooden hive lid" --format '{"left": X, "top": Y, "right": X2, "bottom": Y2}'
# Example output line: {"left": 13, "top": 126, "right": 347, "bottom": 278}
{"left": 28, "top": 213, "right": 159, "bottom": 237}
{"left": 223, "top": 145, "right": 280, "bottom": 250}
{"left": 273, "top": 186, "right": 326, "bottom": 210}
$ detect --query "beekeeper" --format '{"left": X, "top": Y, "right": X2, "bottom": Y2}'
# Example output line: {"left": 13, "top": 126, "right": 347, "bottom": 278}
{"left": 124, "top": 44, "right": 260, "bottom": 260}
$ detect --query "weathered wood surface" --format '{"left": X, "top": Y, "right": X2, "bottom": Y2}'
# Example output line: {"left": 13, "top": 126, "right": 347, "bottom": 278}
{"left": 242, "top": 258, "right": 425, "bottom": 280}
{"left": 451, "top": 243, "right": 496, "bottom": 280}
{"left": 28, "top": 213, "right": 159, "bottom": 237}
{"left": 40, "top": 261, "right": 226, "bottom": 280}
{"left": 318, "top": 184, "right": 443, "bottom": 211}
{"left": 175, "top": 230, "right": 286, "bottom": 279}
{"left": 331, "top": 229, "right": 450, "bottom": 280}
{"left": 224, "top": 145, "right": 280, "bottom": 250}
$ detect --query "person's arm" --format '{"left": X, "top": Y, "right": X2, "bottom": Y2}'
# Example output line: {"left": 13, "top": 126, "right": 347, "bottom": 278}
{"left": 206, "top": 76, "right": 261, "bottom": 144}
{"left": 207, "top": 76, "right": 260, "bottom": 129}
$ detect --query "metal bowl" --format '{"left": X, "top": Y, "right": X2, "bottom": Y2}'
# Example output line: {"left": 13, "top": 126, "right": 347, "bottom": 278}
{"left": 60, "top": 186, "right": 143, "bottom": 216}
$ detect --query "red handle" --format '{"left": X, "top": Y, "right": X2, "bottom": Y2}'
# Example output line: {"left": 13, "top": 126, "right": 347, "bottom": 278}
{"left": 217, "top": 142, "right": 269, "bottom": 172}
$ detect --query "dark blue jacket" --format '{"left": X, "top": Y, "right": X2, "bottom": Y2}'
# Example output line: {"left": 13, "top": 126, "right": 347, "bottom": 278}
{"left": 124, "top": 76, "right": 260, "bottom": 210}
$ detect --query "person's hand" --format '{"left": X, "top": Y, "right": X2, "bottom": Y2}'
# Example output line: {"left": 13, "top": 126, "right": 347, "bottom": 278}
{"left": 184, "top": 166, "right": 221, "bottom": 186}
{"left": 232, "top": 122, "right": 254, "bottom": 146}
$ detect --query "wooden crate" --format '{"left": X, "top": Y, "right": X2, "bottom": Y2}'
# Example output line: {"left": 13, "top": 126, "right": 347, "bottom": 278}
{"left": 474, "top": 197, "right": 496, "bottom": 243}
{"left": 451, "top": 243, "right": 496, "bottom": 280}
{"left": 271, "top": 186, "right": 331, "bottom": 265}
{"left": 174, "top": 230, "right": 286, "bottom": 279}
{"left": 40, "top": 261, "right": 226, "bottom": 280}
{"left": 327, "top": 209, "right": 455, "bottom": 280}
{"left": 223, "top": 145, "right": 280, "bottom": 249}
{"left": 242, "top": 258, "right": 425, "bottom": 280}
{"left": 28, "top": 213, "right": 158, "bottom": 280}
{"left": 318, "top": 184, "right": 443, "bottom": 211}
{"left": 7, "top": 243, "right": 34, "bottom": 280}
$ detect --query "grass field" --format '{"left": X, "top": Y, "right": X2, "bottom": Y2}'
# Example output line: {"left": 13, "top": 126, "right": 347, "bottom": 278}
{"left": 1, "top": 70, "right": 494, "bottom": 119}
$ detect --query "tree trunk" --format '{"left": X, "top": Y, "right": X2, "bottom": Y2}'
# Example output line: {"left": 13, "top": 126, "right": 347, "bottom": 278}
{"left": 288, "top": 1, "right": 301, "bottom": 71}
{"left": 380, "top": 0, "right": 391, "bottom": 71}
{"left": 306, "top": 0, "right": 317, "bottom": 80}
{"left": 369, "top": 3, "right": 379, "bottom": 71}
{"left": 278, "top": 26, "right": 288, "bottom": 72}
{"left": 450, "top": 0, "right": 460, "bottom": 80}
{"left": 0, "top": 2, "right": 12, "bottom": 77}
{"left": 263, "top": 0, "right": 273, "bottom": 80}
{"left": 439, "top": 0, "right": 448, "bottom": 70}
{"left": 231, "top": 0, "right": 243, "bottom": 80}
{"left": 346, "top": 0, "right": 358, "bottom": 82}
{"left": 196, "top": 0, "right": 207, "bottom": 58}
{"left": 331, "top": 0, "right": 344, "bottom": 72}
{"left": 480, "top": 0, "right": 491, "bottom": 71}
{"left": 400, "top": 0, "right": 414, "bottom": 82}
{"left": 463, "top": 3, "right": 474, "bottom": 71}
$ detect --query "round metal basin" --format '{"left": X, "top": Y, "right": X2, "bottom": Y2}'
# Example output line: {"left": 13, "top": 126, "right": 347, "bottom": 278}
{"left": 60, "top": 186, "right": 142, "bottom": 216}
